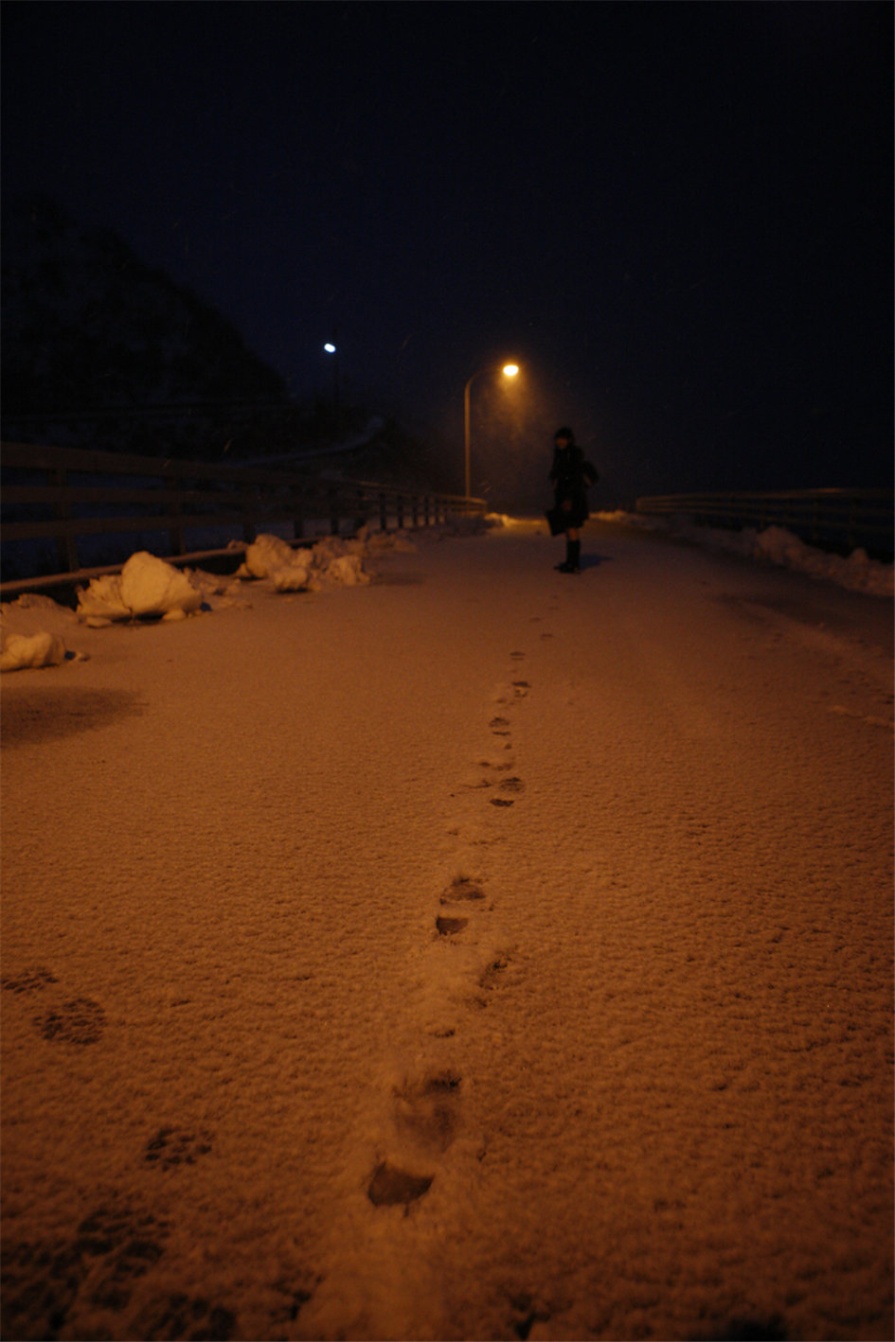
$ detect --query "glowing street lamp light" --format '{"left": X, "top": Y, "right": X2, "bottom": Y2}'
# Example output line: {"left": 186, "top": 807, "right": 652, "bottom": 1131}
{"left": 463, "top": 362, "right": 520, "bottom": 500}
{"left": 323, "top": 340, "right": 340, "bottom": 411}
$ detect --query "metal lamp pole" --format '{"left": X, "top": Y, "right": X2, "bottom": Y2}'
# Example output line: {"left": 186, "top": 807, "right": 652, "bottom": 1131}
{"left": 464, "top": 363, "right": 519, "bottom": 500}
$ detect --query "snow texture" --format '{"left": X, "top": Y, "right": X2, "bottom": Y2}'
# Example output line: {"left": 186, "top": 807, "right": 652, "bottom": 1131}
{"left": 1, "top": 518, "right": 892, "bottom": 1342}
{"left": 599, "top": 512, "right": 894, "bottom": 597}
{"left": 1, "top": 532, "right": 395, "bottom": 668}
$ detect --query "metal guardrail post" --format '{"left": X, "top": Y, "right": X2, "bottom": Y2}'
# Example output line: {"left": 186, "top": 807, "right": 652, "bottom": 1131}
{"left": 396, "top": 494, "right": 405, "bottom": 529}
{"left": 166, "top": 471, "right": 185, "bottom": 555}
{"left": 241, "top": 486, "right": 257, "bottom": 544}
{"left": 379, "top": 491, "right": 388, "bottom": 532}
{"left": 53, "top": 468, "right": 78, "bottom": 572}
{"left": 291, "top": 482, "right": 304, "bottom": 539}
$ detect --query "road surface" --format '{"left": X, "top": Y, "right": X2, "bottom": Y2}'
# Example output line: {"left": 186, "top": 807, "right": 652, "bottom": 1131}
{"left": 2, "top": 519, "right": 892, "bottom": 1341}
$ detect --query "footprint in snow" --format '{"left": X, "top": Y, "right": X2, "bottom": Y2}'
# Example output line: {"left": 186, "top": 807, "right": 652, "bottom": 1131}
{"left": 441, "top": 876, "right": 486, "bottom": 904}
{"left": 394, "top": 1071, "right": 462, "bottom": 1154}
{"left": 1, "top": 967, "right": 58, "bottom": 994}
{"left": 1, "top": 1198, "right": 172, "bottom": 1339}
{"left": 436, "top": 914, "right": 469, "bottom": 937}
{"left": 143, "top": 1126, "right": 214, "bottom": 1170}
{"left": 480, "top": 955, "right": 510, "bottom": 992}
{"left": 509, "top": 1292, "right": 552, "bottom": 1340}
{"left": 132, "top": 1293, "right": 237, "bottom": 1340}
{"left": 35, "top": 996, "right": 106, "bottom": 1045}
{"left": 367, "top": 1161, "right": 434, "bottom": 1207}
{"left": 467, "top": 954, "right": 512, "bottom": 1010}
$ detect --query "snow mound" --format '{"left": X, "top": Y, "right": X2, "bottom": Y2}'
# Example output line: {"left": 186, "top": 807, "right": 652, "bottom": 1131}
{"left": 75, "top": 574, "right": 133, "bottom": 624}
{"left": 270, "top": 557, "right": 315, "bottom": 592}
{"left": 120, "top": 551, "right": 203, "bottom": 619}
{"left": 0, "top": 593, "right": 86, "bottom": 673}
{"left": 324, "top": 553, "right": 371, "bottom": 586}
{"left": 186, "top": 569, "right": 249, "bottom": 610}
{"left": 598, "top": 512, "right": 894, "bottom": 597}
{"left": 238, "top": 533, "right": 299, "bottom": 580}
{"left": 753, "top": 525, "right": 893, "bottom": 596}
{"left": 236, "top": 533, "right": 373, "bottom": 590}
{"left": 0, "top": 631, "right": 67, "bottom": 673}
{"left": 357, "top": 525, "right": 417, "bottom": 554}
{"left": 77, "top": 552, "right": 203, "bottom": 624}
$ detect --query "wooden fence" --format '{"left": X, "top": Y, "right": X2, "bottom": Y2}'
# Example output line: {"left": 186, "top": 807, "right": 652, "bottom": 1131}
{"left": 0, "top": 441, "right": 485, "bottom": 590}
{"left": 635, "top": 488, "right": 893, "bottom": 557}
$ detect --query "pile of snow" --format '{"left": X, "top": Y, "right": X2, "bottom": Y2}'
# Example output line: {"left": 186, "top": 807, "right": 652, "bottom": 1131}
{"left": 77, "top": 551, "right": 204, "bottom": 626}
{"left": 235, "top": 532, "right": 374, "bottom": 589}
{"left": 235, "top": 526, "right": 422, "bottom": 588}
{"left": 1, "top": 528, "right": 419, "bottom": 671}
{"left": 0, "top": 631, "right": 68, "bottom": 673}
{"left": 0, "top": 593, "right": 85, "bottom": 673}
{"left": 237, "top": 533, "right": 315, "bottom": 590}
{"left": 357, "top": 523, "right": 418, "bottom": 554}
{"left": 598, "top": 510, "right": 894, "bottom": 597}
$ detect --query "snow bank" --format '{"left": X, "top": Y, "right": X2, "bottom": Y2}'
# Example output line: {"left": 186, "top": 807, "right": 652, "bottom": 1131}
{"left": 77, "top": 551, "right": 204, "bottom": 625}
{"left": 0, "top": 631, "right": 67, "bottom": 672}
{"left": 244, "top": 526, "right": 419, "bottom": 583}
{"left": 74, "top": 534, "right": 382, "bottom": 628}
{"left": 0, "top": 594, "right": 83, "bottom": 673}
{"left": 235, "top": 531, "right": 387, "bottom": 588}
{"left": 598, "top": 510, "right": 894, "bottom": 597}
{"left": 243, "top": 535, "right": 316, "bottom": 592}
{"left": 3, "top": 528, "right": 416, "bottom": 670}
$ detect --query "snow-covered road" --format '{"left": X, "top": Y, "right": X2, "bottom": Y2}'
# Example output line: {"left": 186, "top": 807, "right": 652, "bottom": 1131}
{"left": 2, "top": 520, "right": 892, "bottom": 1342}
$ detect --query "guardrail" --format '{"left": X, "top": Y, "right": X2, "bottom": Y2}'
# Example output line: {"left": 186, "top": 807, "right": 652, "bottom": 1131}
{"left": 1, "top": 441, "right": 485, "bottom": 589}
{"left": 635, "top": 488, "right": 893, "bottom": 557}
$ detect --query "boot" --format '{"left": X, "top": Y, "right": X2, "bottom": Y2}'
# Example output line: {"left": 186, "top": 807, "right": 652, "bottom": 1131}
{"left": 555, "top": 539, "right": 581, "bottom": 573}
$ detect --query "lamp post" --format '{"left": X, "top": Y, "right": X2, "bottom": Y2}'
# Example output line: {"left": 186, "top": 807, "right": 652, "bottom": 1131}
{"left": 463, "top": 362, "right": 519, "bottom": 500}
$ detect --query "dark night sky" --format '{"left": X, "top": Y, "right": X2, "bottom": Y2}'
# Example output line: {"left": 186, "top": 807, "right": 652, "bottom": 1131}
{"left": 2, "top": 0, "right": 892, "bottom": 504}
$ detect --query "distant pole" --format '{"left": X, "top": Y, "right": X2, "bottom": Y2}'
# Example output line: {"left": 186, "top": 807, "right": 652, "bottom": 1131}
{"left": 463, "top": 363, "right": 519, "bottom": 500}
{"left": 463, "top": 373, "right": 477, "bottom": 501}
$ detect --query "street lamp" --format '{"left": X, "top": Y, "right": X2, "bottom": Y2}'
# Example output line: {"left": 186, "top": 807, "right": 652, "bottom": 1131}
{"left": 463, "top": 362, "right": 519, "bottom": 500}
{"left": 323, "top": 340, "right": 340, "bottom": 414}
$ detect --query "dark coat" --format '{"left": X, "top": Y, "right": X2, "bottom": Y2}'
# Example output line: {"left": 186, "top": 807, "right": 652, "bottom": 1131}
{"left": 549, "top": 444, "right": 599, "bottom": 530}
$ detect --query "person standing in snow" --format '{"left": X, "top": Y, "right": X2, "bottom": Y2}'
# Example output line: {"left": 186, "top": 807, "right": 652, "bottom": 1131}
{"left": 547, "top": 426, "right": 598, "bottom": 573}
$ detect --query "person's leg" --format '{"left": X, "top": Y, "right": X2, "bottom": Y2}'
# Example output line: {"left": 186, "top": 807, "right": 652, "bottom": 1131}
{"left": 566, "top": 528, "right": 580, "bottom": 571}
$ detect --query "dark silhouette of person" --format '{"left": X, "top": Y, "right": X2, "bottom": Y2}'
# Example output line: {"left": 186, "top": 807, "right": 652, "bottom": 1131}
{"left": 548, "top": 427, "right": 598, "bottom": 572}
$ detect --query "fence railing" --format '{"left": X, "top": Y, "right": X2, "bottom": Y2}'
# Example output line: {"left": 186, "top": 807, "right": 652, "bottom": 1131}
{"left": 1, "top": 441, "right": 485, "bottom": 589}
{"left": 635, "top": 488, "right": 893, "bottom": 556}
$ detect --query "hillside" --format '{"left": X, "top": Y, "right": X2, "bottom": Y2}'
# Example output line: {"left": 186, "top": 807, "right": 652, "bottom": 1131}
{"left": 1, "top": 195, "right": 287, "bottom": 457}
